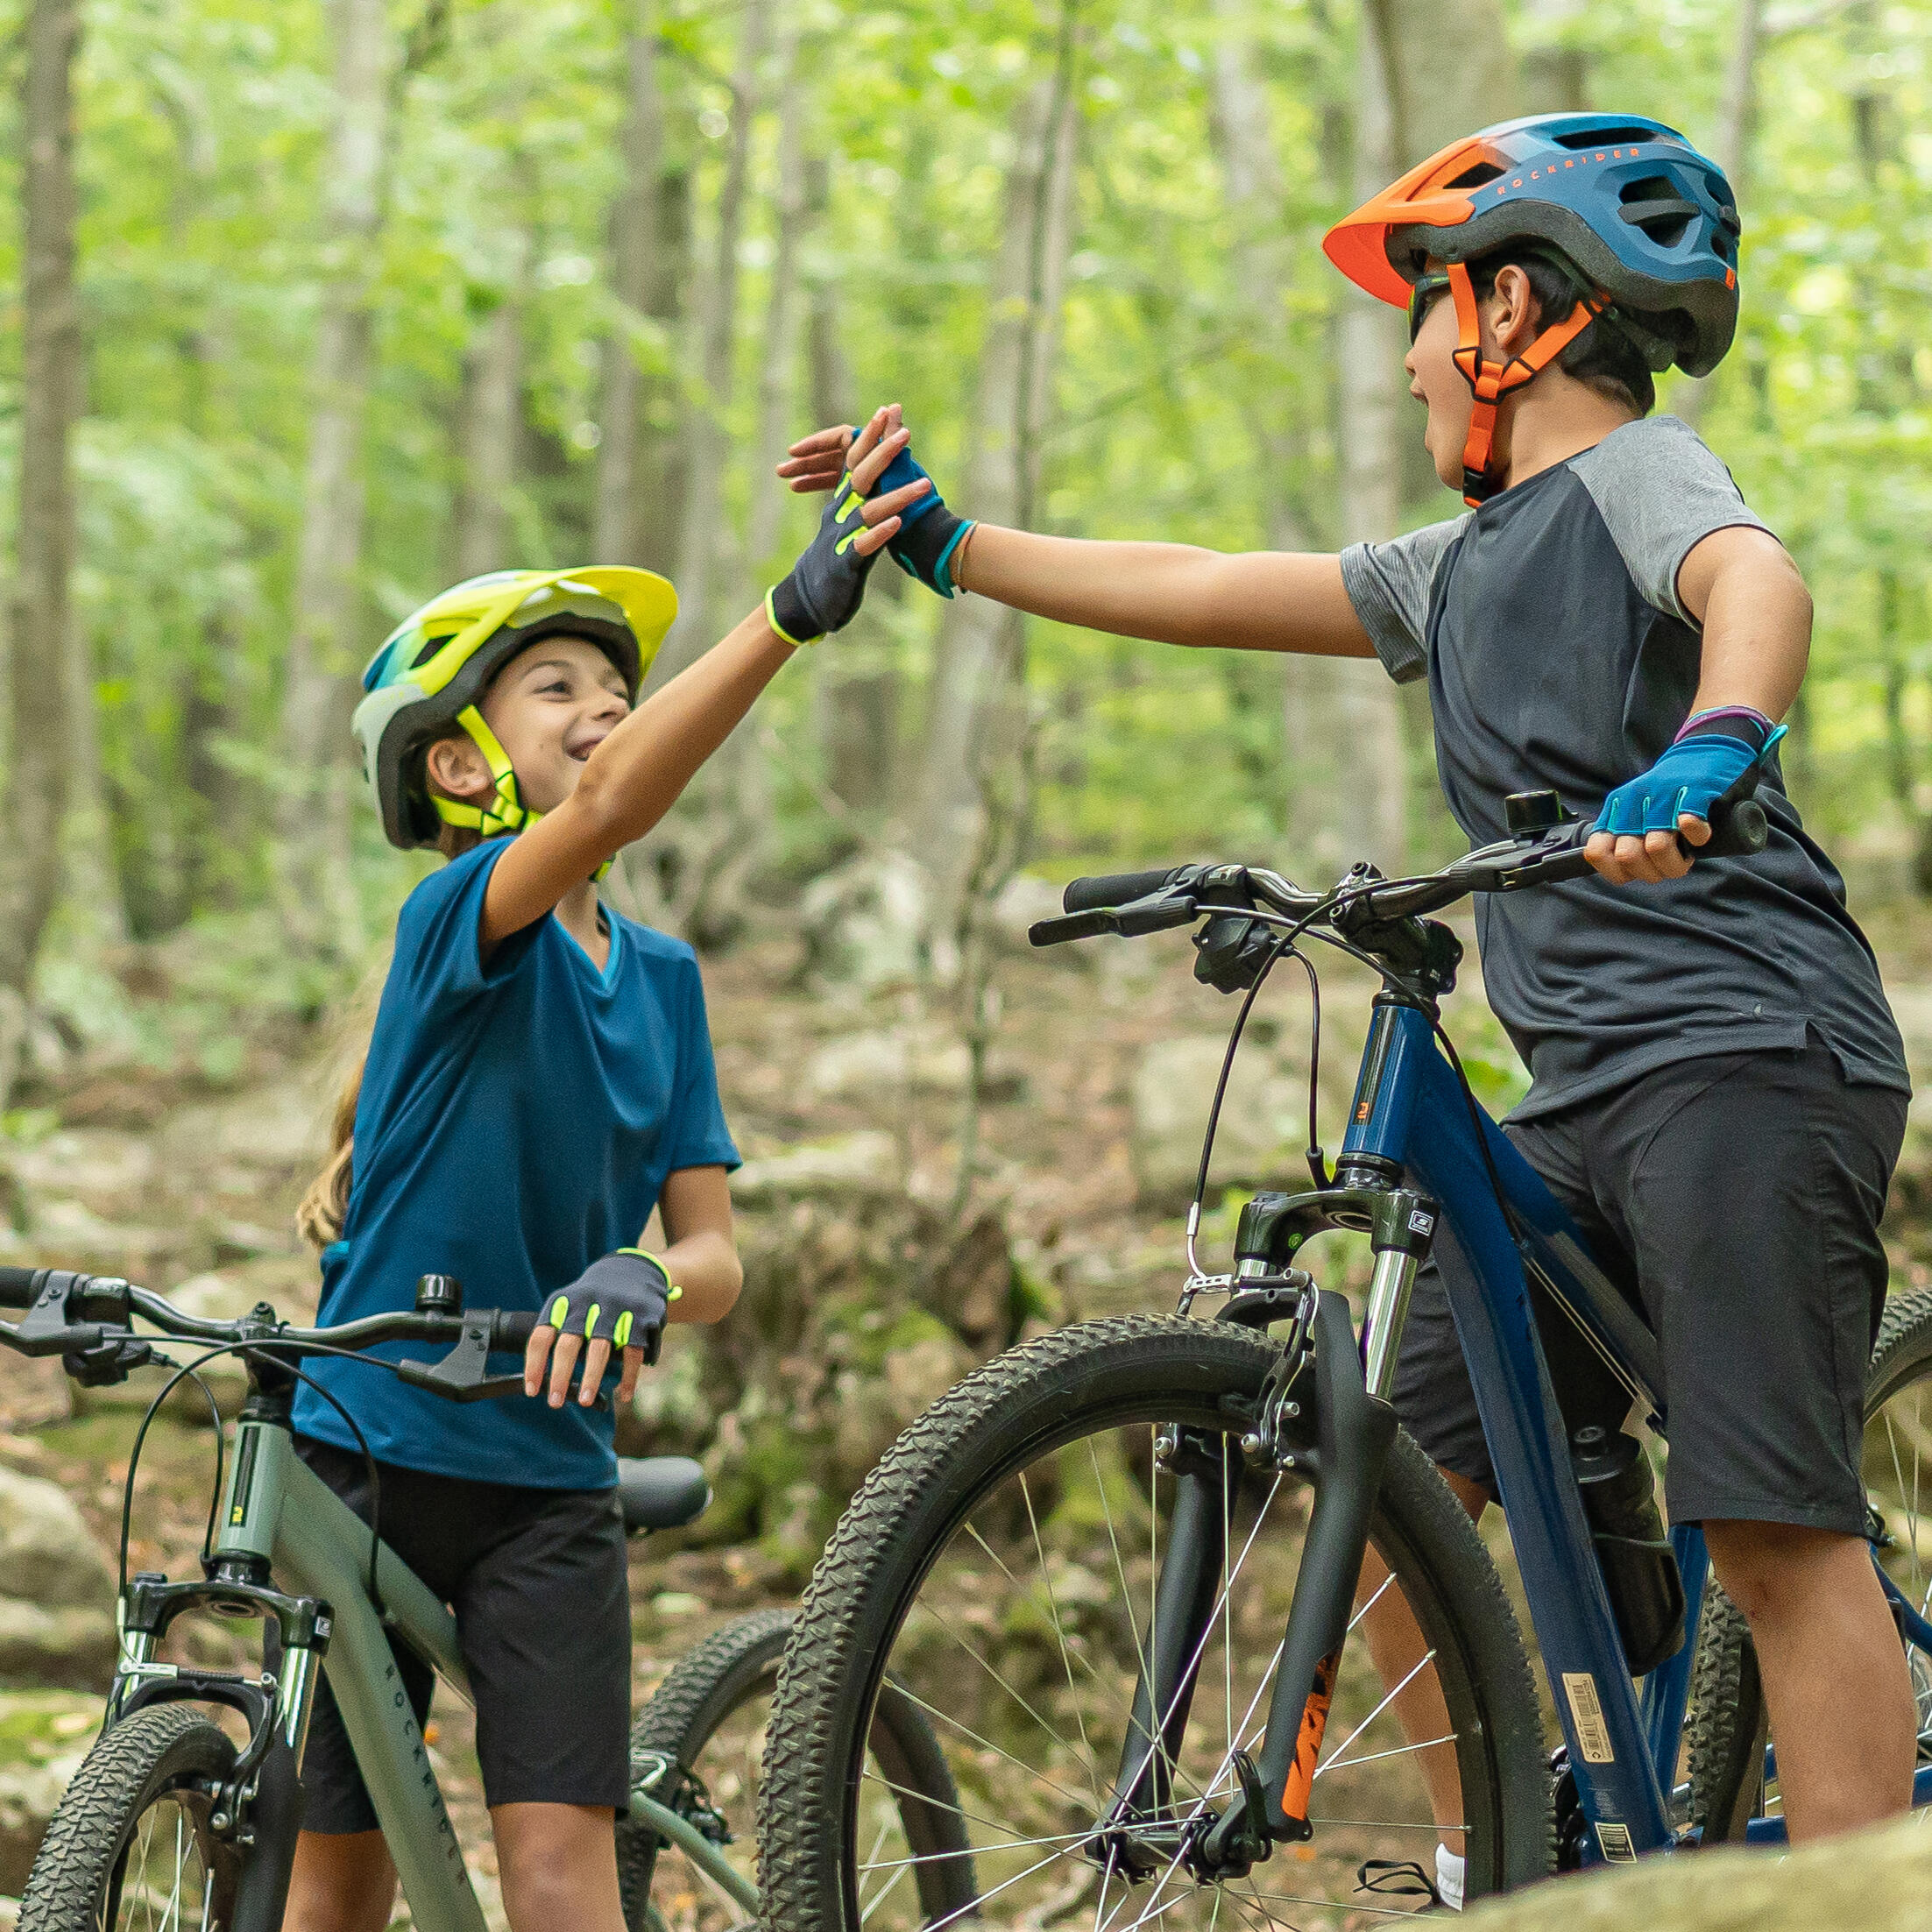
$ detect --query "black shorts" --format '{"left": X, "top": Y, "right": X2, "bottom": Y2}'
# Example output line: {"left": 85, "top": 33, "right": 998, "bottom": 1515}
{"left": 1391, "top": 1044, "right": 1907, "bottom": 1536}
{"left": 289, "top": 1436, "right": 632, "bottom": 1832}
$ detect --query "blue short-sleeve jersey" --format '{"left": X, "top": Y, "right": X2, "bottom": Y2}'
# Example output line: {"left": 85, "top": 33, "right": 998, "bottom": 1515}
{"left": 292, "top": 839, "right": 740, "bottom": 1489}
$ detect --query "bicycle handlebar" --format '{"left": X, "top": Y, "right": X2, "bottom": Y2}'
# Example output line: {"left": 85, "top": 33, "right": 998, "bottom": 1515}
{"left": 0, "top": 1266, "right": 541, "bottom": 1403}
{"left": 1037, "top": 794, "right": 1770, "bottom": 954}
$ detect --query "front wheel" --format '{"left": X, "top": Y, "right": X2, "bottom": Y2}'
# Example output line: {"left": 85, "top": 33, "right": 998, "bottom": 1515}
{"left": 19, "top": 1702, "right": 244, "bottom": 1930}
{"left": 758, "top": 1315, "right": 1553, "bottom": 1931}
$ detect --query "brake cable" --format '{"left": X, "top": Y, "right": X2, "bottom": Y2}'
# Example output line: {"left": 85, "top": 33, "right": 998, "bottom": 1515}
{"left": 118, "top": 1336, "right": 398, "bottom": 1617}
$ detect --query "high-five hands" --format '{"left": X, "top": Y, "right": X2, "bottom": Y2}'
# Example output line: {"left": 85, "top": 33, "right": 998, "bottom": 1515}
{"left": 778, "top": 404, "right": 974, "bottom": 599}
{"left": 767, "top": 407, "right": 933, "bottom": 643}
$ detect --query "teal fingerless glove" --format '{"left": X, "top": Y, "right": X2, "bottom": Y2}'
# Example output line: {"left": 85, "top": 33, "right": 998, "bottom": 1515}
{"left": 875, "top": 448, "right": 974, "bottom": 599}
{"left": 1595, "top": 708, "right": 1787, "bottom": 837}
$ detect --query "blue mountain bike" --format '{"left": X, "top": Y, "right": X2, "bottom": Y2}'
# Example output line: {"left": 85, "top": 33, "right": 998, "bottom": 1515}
{"left": 757, "top": 790, "right": 1932, "bottom": 1928}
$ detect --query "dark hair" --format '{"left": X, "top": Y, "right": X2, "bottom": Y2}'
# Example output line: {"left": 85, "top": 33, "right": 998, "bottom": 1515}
{"left": 1463, "top": 244, "right": 1657, "bottom": 417}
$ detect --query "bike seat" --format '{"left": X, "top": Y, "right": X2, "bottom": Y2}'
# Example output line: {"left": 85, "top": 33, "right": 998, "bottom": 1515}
{"left": 615, "top": 1455, "right": 711, "bottom": 1533}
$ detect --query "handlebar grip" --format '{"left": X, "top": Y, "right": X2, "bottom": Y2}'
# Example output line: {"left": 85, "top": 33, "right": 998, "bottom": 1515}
{"left": 492, "top": 1310, "right": 538, "bottom": 1353}
{"left": 0, "top": 1268, "right": 40, "bottom": 1310}
{"left": 1063, "top": 867, "right": 1181, "bottom": 915}
{"left": 1697, "top": 796, "right": 1767, "bottom": 859}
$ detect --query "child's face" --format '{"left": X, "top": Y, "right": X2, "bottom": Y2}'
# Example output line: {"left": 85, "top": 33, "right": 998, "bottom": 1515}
{"left": 1405, "top": 285, "right": 1476, "bottom": 492}
{"left": 428, "top": 634, "right": 632, "bottom": 817}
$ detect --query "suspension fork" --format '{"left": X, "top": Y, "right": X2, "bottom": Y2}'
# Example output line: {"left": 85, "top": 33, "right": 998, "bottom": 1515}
{"left": 1202, "top": 1192, "right": 1436, "bottom": 1864}
{"left": 1099, "top": 1426, "right": 1236, "bottom": 1840}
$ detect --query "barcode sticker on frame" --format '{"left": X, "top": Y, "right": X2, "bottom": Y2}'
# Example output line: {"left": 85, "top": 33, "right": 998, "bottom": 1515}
{"left": 1594, "top": 1820, "right": 1636, "bottom": 1862}
{"left": 1560, "top": 1671, "right": 1616, "bottom": 1764}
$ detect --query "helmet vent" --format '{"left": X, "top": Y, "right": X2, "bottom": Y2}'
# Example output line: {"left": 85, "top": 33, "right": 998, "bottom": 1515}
{"left": 1617, "top": 176, "right": 1697, "bottom": 248}
{"left": 1552, "top": 124, "right": 1677, "bottom": 150}
{"left": 1440, "top": 161, "right": 1505, "bottom": 191}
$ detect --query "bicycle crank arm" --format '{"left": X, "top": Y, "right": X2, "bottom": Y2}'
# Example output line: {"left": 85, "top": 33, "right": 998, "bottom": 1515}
{"left": 1208, "top": 1292, "right": 1398, "bottom": 1854}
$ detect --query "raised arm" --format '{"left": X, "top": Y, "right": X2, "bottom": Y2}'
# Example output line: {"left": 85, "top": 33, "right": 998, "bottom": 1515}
{"left": 477, "top": 414, "right": 927, "bottom": 949}
{"left": 951, "top": 524, "right": 1374, "bottom": 657}
{"left": 778, "top": 409, "right": 1375, "bottom": 659}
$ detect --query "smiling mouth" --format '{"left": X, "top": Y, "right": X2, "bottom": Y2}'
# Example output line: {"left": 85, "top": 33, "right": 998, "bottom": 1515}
{"left": 567, "top": 733, "right": 609, "bottom": 762}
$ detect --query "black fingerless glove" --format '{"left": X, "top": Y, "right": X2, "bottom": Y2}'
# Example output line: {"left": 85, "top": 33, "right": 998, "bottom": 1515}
{"left": 767, "top": 471, "right": 881, "bottom": 644}
{"left": 876, "top": 448, "right": 974, "bottom": 598}
{"left": 541, "top": 1249, "right": 678, "bottom": 1366}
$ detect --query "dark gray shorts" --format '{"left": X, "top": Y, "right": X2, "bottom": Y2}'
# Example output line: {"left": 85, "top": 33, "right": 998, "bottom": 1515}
{"left": 1391, "top": 1044, "right": 1907, "bottom": 1536}
{"left": 289, "top": 1436, "right": 632, "bottom": 1831}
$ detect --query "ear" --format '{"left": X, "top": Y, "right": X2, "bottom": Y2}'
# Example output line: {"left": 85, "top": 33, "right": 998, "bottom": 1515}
{"left": 424, "top": 733, "right": 492, "bottom": 803}
{"left": 1486, "top": 265, "right": 1542, "bottom": 357}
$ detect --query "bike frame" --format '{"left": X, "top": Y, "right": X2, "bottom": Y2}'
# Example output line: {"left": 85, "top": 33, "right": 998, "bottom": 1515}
{"left": 107, "top": 1402, "right": 755, "bottom": 1930}
{"left": 1334, "top": 994, "right": 1932, "bottom": 1859}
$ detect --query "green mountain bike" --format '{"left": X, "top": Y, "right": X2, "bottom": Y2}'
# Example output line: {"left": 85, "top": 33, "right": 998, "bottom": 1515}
{"left": 0, "top": 1263, "right": 974, "bottom": 1932}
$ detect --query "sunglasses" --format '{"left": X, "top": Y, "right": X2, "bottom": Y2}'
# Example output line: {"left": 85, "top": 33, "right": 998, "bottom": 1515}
{"left": 1407, "top": 271, "right": 1453, "bottom": 344}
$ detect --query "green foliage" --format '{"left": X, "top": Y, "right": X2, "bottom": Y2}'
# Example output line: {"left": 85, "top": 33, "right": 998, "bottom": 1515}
{"left": 4, "top": 0, "right": 1929, "bottom": 963}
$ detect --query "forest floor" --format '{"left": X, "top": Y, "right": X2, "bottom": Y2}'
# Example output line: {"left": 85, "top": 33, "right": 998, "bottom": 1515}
{"left": 4, "top": 901, "right": 1932, "bottom": 1923}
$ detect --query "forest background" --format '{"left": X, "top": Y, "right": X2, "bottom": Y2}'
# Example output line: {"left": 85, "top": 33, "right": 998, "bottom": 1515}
{"left": 0, "top": 0, "right": 1927, "bottom": 1911}
{"left": 0, "top": 0, "right": 1928, "bottom": 1065}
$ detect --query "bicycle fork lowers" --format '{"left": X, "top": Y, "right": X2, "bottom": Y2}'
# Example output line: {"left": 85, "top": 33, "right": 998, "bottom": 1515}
{"left": 1091, "top": 1176, "right": 1440, "bottom": 1884}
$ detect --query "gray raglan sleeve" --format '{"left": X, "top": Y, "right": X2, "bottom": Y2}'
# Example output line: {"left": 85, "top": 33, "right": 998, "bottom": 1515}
{"left": 1568, "top": 414, "right": 1774, "bottom": 623}
{"left": 1338, "top": 516, "right": 1469, "bottom": 685}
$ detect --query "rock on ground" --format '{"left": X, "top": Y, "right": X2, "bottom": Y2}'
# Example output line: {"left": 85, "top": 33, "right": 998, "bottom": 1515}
{"left": 0, "top": 1471, "right": 117, "bottom": 1691}
{"left": 1130, "top": 1035, "right": 1311, "bottom": 1210}
{"left": 0, "top": 1689, "right": 97, "bottom": 1894}
{"left": 1469, "top": 1812, "right": 1932, "bottom": 1931}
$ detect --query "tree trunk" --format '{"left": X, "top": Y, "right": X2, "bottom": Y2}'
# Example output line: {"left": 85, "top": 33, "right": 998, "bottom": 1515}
{"left": 1521, "top": 0, "right": 1591, "bottom": 112}
{"left": 275, "top": 0, "right": 396, "bottom": 956}
{"left": 651, "top": 0, "right": 770, "bottom": 686}
{"left": 451, "top": 230, "right": 527, "bottom": 579}
{"left": 1317, "top": 0, "right": 1518, "bottom": 877}
{"left": 803, "top": 148, "right": 902, "bottom": 820}
{"left": 914, "top": 35, "right": 1079, "bottom": 975}
{"left": 1676, "top": 0, "right": 1761, "bottom": 427}
{"left": 0, "top": 0, "right": 82, "bottom": 1001}
{"left": 742, "top": 18, "right": 806, "bottom": 589}
{"left": 595, "top": 5, "right": 675, "bottom": 567}
{"left": 616, "top": 2, "right": 776, "bottom": 944}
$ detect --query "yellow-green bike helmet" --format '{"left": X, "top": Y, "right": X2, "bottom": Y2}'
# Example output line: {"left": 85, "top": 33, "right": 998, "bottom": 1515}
{"left": 352, "top": 567, "right": 677, "bottom": 851}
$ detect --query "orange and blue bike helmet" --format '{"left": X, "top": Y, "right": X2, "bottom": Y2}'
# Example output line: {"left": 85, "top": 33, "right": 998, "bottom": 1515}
{"left": 1324, "top": 113, "right": 1741, "bottom": 503}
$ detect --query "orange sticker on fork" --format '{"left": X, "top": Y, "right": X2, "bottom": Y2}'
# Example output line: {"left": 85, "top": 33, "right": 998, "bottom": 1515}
{"left": 1279, "top": 1648, "right": 1341, "bottom": 1824}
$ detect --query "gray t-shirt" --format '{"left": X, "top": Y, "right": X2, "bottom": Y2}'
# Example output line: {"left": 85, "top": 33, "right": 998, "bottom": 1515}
{"left": 1338, "top": 414, "right": 1908, "bottom": 1120}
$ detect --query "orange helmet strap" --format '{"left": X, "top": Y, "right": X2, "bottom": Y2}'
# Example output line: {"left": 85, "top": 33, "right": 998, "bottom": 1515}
{"left": 1446, "top": 262, "right": 1606, "bottom": 507}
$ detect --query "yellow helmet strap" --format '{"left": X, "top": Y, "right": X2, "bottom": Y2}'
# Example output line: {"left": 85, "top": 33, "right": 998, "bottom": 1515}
{"left": 430, "top": 706, "right": 532, "bottom": 838}
{"left": 428, "top": 706, "right": 612, "bottom": 883}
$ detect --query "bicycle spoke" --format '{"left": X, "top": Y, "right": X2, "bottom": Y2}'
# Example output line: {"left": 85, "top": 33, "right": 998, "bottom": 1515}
{"left": 1313, "top": 1650, "right": 1437, "bottom": 1778}
{"left": 891, "top": 1685, "right": 1098, "bottom": 1815}
{"left": 1020, "top": 1468, "right": 1104, "bottom": 1804}
{"left": 918, "top": 1593, "right": 1102, "bottom": 1796}
{"left": 854, "top": 1825, "right": 1099, "bottom": 1875}
{"left": 1318, "top": 1732, "right": 1456, "bottom": 1776}
{"left": 858, "top": 1764, "right": 1099, "bottom": 1851}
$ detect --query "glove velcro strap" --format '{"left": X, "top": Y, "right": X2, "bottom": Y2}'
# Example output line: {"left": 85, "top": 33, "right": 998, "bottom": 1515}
{"left": 766, "top": 582, "right": 817, "bottom": 648}
{"left": 616, "top": 1248, "right": 680, "bottom": 1301}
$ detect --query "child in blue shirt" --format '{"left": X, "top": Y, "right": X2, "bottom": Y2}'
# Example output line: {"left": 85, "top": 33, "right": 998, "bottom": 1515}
{"left": 283, "top": 414, "right": 925, "bottom": 1932}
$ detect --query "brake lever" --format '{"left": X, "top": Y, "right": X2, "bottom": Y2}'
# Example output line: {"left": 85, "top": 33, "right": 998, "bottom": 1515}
{"left": 396, "top": 1315, "right": 532, "bottom": 1404}
{"left": 396, "top": 1313, "right": 612, "bottom": 1409}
